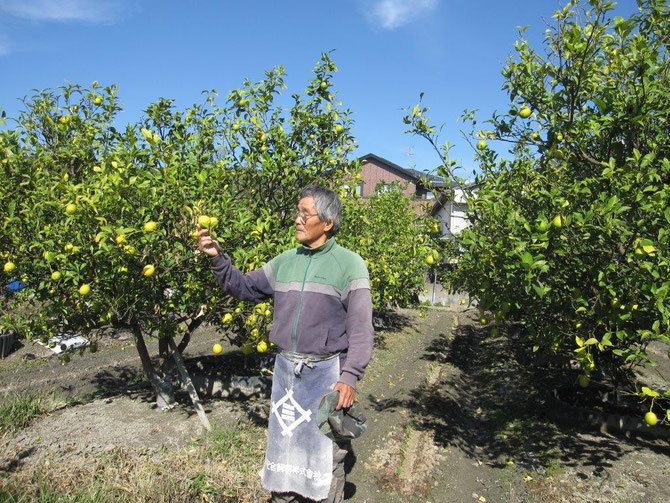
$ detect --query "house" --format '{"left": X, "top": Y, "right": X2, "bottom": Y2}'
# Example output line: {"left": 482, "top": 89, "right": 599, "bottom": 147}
{"left": 430, "top": 181, "right": 478, "bottom": 238}
{"left": 357, "top": 153, "right": 475, "bottom": 238}
{"left": 357, "top": 153, "right": 441, "bottom": 206}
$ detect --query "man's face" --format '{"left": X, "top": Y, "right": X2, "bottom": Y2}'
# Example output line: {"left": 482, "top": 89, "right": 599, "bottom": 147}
{"left": 295, "top": 196, "right": 332, "bottom": 248}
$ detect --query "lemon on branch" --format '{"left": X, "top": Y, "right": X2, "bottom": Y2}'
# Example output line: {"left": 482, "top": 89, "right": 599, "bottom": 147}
{"left": 644, "top": 411, "right": 658, "bottom": 426}
{"left": 198, "top": 215, "right": 212, "bottom": 228}
{"left": 143, "top": 221, "right": 158, "bottom": 232}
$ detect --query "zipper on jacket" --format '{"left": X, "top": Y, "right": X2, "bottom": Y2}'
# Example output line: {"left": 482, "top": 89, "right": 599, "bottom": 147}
{"left": 291, "top": 254, "right": 313, "bottom": 352}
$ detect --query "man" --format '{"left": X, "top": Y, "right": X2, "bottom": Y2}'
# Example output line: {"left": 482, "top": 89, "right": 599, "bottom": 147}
{"left": 198, "top": 185, "right": 374, "bottom": 502}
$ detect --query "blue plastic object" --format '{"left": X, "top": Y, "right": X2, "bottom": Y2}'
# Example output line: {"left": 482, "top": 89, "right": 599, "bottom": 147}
{"left": 4, "top": 279, "right": 28, "bottom": 295}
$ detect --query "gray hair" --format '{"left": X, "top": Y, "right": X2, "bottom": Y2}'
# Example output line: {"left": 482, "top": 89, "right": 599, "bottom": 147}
{"left": 299, "top": 185, "right": 342, "bottom": 237}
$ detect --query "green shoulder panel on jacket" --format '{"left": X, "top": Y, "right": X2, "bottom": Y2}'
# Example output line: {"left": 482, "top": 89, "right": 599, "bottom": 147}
{"left": 266, "top": 247, "right": 303, "bottom": 283}
{"left": 265, "top": 240, "right": 369, "bottom": 291}
{"left": 330, "top": 242, "right": 369, "bottom": 282}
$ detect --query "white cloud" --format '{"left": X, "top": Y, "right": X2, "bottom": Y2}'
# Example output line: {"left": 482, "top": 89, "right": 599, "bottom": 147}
{"left": 370, "top": 0, "right": 438, "bottom": 30}
{"left": 0, "top": 0, "right": 123, "bottom": 23}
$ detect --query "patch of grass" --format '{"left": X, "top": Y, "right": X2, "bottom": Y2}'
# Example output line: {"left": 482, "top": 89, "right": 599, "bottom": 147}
{"left": 394, "top": 422, "right": 415, "bottom": 477}
{"left": 186, "top": 472, "right": 217, "bottom": 498}
{"left": 0, "top": 393, "right": 56, "bottom": 434}
{"left": 1, "top": 420, "right": 267, "bottom": 503}
{"left": 207, "top": 421, "right": 267, "bottom": 478}
{"left": 0, "top": 482, "right": 109, "bottom": 503}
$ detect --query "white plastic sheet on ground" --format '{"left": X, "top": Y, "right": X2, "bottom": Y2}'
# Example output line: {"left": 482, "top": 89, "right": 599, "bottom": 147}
{"left": 37, "top": 333, "right": 90, "bottom": 354}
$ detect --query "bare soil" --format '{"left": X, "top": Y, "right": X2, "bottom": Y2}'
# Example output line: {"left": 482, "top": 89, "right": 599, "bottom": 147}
{"left": 1, "top": 309, "right": 669, "bottom": 502}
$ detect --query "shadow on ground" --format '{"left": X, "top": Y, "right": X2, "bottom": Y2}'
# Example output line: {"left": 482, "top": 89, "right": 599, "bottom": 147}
{"left": 53, "top": 350, "right": 275, "bottom": 410}
{"left": 372, "top": 309, "right": 414, "bottom": 350}
{"left": 370, "top": 320, "right": 670, "bottom": 475}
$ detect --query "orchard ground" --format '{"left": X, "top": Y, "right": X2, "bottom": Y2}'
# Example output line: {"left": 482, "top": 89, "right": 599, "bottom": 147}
{"left": 1, "top": 308, "right": 669, "bottom": 503}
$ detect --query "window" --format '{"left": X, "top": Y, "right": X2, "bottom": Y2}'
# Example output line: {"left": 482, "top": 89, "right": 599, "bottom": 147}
{"left": 452, "top": 202, "right": 468, "bottom": 214}
{"left": 356, "top": 181, "right": 364, "bottom": 197}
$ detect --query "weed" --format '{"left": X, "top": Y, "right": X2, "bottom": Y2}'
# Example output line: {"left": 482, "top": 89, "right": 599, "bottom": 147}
{"left": 0, "top": 393, "right": 51, "bottom": 433}
{"left": 186, "top": 472, "right": 217, "bottom": 498}
{"left": 394, "top": 422, "right": 415, "bottom": 477}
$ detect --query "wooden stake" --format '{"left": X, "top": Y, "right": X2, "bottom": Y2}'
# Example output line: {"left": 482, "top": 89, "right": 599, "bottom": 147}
{"left": 167, "top": 337, "right": 211, "bottom": 431}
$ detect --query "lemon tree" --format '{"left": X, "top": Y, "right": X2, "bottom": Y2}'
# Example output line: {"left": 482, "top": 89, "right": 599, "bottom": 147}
{"left": 405, "top": 0, "right": 670, "bottom": 422}
{"left": 0, "top": 54, "right": 361, "bottom": 407}
{"left": 339, "top": 182, "right": 443, "bottom": 308}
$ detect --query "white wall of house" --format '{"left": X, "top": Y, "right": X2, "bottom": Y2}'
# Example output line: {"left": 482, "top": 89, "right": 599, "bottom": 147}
{"left": 434, "top": 186, "right": 474, "bottom": 238}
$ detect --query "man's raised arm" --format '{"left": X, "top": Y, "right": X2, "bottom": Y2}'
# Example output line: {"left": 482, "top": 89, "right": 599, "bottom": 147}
{"left": 198, "top": 225, "right": 273, "bottom": 302}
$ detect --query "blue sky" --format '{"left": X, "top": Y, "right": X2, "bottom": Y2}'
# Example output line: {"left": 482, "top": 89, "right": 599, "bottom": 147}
{"left": 1, "top": 0, "right": 638, "bottom": 177}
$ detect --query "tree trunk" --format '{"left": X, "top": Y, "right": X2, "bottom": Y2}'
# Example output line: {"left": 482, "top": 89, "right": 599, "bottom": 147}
{"left": 131, "top": 319, "right": 175, "bottom": 409}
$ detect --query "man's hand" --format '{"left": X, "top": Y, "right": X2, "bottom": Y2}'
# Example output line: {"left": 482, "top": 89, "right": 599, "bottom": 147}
{"left": 197, "top": 224, "right": 222, "bottom": 257}
{"left": 333, "top": 381, "right": 356, "bottom": 410}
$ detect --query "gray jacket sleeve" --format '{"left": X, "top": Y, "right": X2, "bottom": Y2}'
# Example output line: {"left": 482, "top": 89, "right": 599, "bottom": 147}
{"left": 340, "top": 287, "right": 374, "bottom": 388}
{"left": 210, "top": 253, "right": 273, "bottom": 302}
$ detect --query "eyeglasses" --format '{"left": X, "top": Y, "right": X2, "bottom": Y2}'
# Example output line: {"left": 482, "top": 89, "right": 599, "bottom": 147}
{"left": 296, "top": 211, "right": 319, "bottom": 224}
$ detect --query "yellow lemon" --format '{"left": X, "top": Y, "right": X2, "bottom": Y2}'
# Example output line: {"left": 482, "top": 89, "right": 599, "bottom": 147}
{"left": 143, "top": 221, "right": 158, "bottom": 232}
{"left": 644, "top": 411, "right": 658, "bottom": 426}
{"left": 198, "top": 215, "right": 211, "bottom": 228}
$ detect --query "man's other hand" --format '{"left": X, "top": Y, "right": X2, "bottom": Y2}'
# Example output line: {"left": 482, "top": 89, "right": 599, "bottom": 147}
{"left": 197, "top": 225, "right": 222, "bottom": 257}
{"left": 333, "top": 381, "right": 355, "bottom": 410}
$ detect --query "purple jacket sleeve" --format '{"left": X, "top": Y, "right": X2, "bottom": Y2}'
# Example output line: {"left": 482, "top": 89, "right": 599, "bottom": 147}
{"left": 339, "top": 287, "right": 374, "bottom": 388}
{"left": 210, "top": 253, "right": 273, "bottom": 303}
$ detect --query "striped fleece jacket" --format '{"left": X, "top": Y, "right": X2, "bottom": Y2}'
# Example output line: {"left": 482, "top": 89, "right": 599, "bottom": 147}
{"left": 210, "top": 238, "right": 374, "bottom": 388}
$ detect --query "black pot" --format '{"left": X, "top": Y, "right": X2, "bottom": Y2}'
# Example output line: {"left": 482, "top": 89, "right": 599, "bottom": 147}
{"left": 0, "top": 331, "right": 15, "bottom": 358}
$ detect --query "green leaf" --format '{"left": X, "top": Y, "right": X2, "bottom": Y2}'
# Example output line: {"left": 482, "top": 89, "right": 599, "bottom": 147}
{"left": 532, "top": 282, "right": 550, "bottom": 298}
{"left": 641, "top": 386, "right": 659, "bottom": 397}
